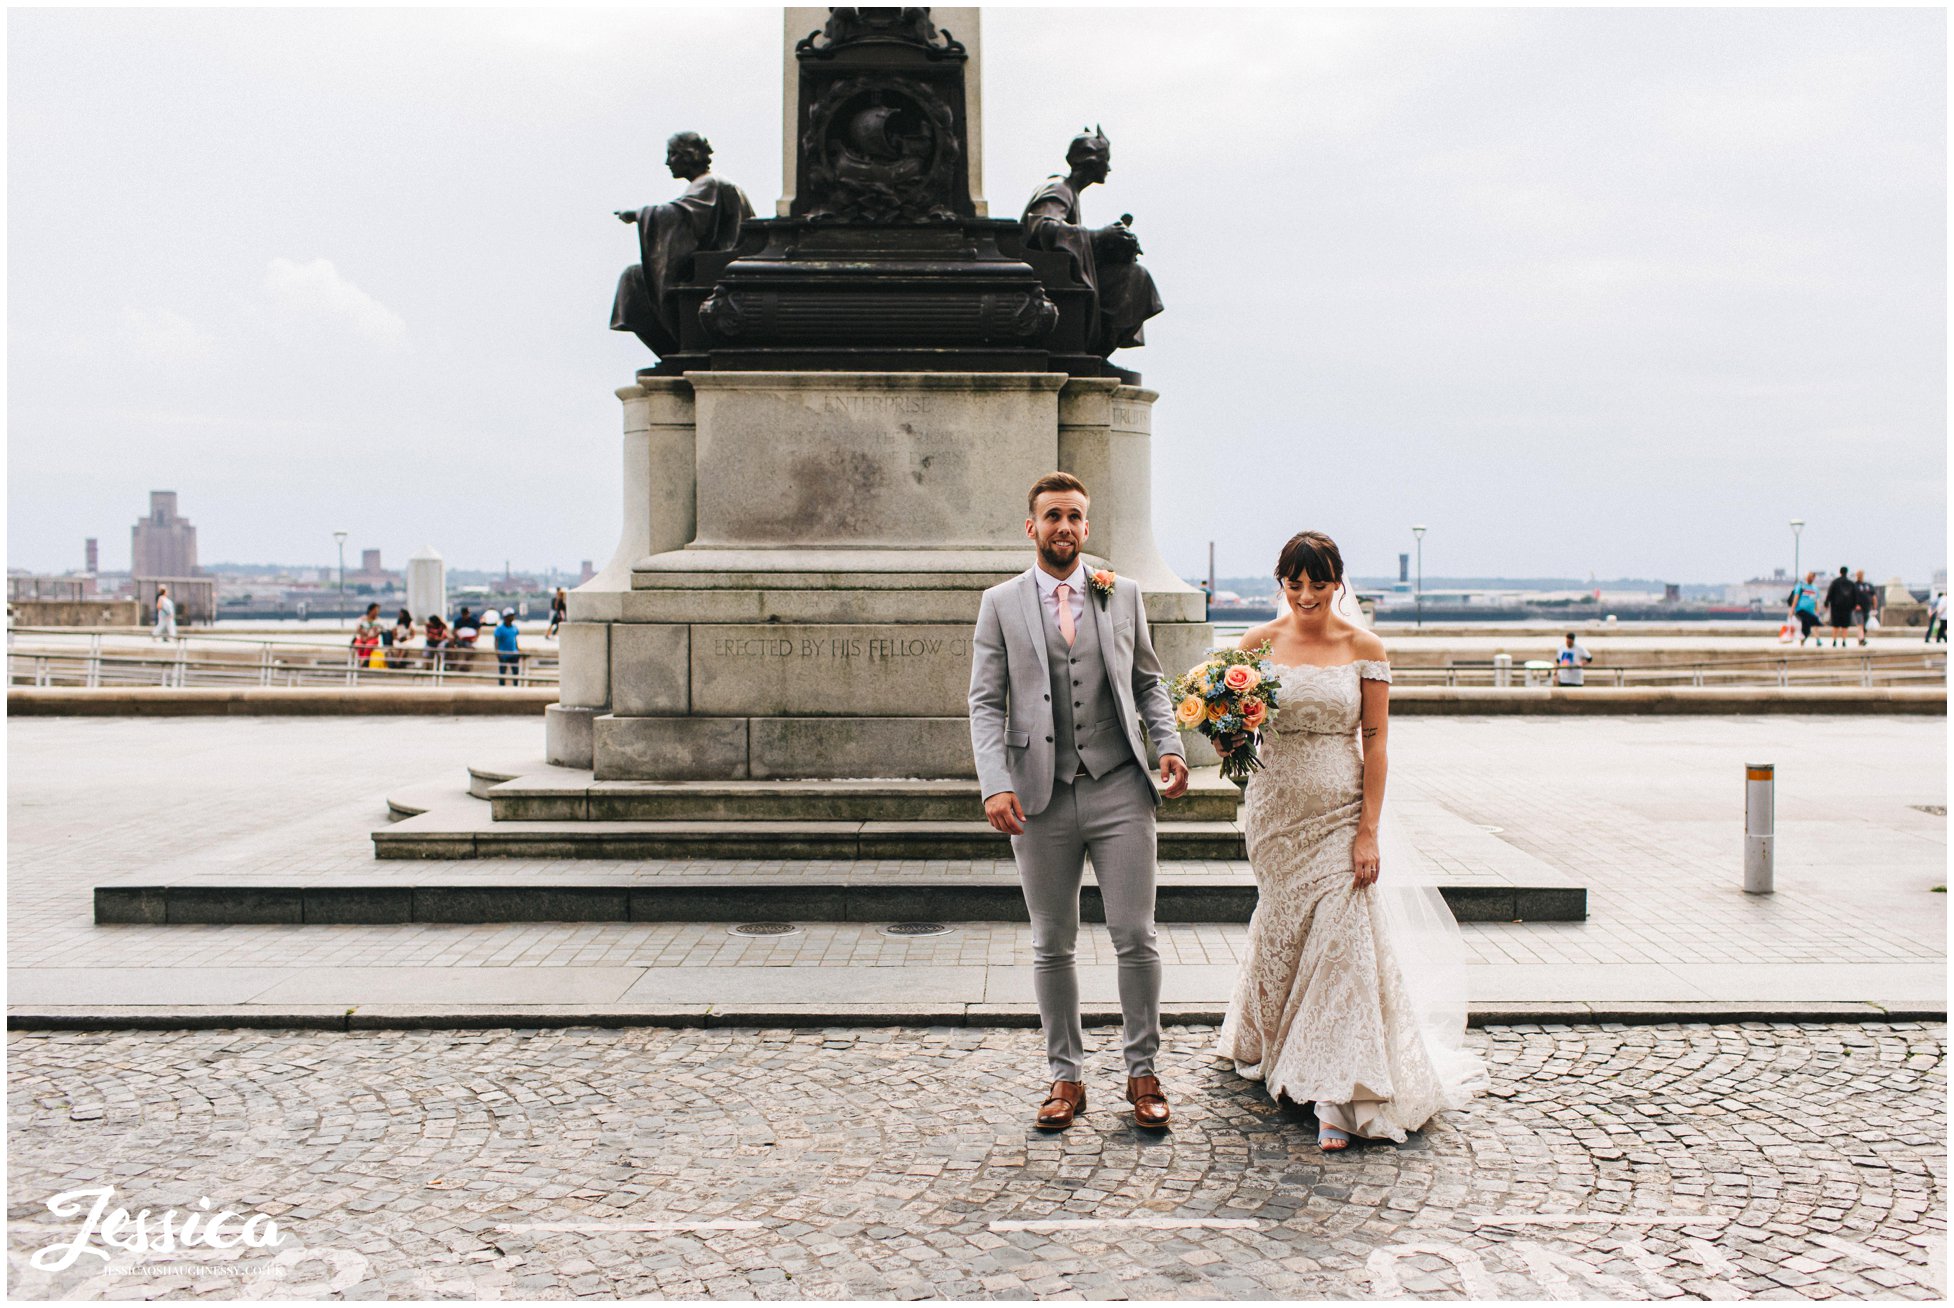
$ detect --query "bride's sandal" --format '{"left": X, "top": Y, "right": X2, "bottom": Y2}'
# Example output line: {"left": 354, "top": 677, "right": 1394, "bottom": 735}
{"left": 1318, "top": 1125, "right": 1351, "bottom": 1152}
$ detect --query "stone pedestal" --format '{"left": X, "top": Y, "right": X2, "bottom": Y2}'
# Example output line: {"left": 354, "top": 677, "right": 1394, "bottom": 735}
{"left": 1882, "top": 577, "right": 1928, "bottom": 628}
{"left": 551, "top": 371, "right": 1213, "bottom": 778}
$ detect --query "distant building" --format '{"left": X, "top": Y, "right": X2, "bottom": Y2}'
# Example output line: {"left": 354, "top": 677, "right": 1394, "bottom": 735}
{"left": 9, "top": 575, "right": 94, "bottom": 602}
{"left": 131, "top": 491, "right": 197, "bottom": 580}
{"left": 361, "top": 548, "right": 382, "bottom": 574}
{"left": 1726, "top": 568, "right": 1794, "bottom": 609}
{"left": 85, "top": 538, "right": 98, "bottom": 575}
{"left": 135, "top": 577, "right": 216, "bottom": 625}
{"left": 579, "top": 560, "right": 596, "bottom": 584}
{"left": 1398, "top": 553, "right": 1409, "bottom": 584}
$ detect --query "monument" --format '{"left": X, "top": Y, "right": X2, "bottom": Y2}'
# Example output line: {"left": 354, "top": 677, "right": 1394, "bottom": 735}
{"left": 377, "top": 6, "right": 1236, "bottom": 865}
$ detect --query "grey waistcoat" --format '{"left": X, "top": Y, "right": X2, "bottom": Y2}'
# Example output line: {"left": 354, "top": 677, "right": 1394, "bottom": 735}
{"left": 1040, "top": 584, "right": 1128, "bottom": 783}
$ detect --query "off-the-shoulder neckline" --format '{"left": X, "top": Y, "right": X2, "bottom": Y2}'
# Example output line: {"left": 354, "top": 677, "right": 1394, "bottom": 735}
{"left": 1264, "top": 657, "right": 1390, "bottom": 672}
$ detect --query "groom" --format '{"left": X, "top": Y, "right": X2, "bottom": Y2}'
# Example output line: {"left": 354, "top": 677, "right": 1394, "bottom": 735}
{"left": 968, "top": 472, "right": 1190, "bottom": 1131}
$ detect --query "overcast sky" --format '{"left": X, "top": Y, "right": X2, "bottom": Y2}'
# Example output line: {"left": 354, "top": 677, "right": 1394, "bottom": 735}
{"left": 8, "top": 5, "right": 1945, "bottom": 584}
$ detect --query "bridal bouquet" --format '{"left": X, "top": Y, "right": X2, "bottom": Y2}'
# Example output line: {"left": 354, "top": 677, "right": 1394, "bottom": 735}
{"left": 1168, "top": 642, "right": 1282, "bottom": 782}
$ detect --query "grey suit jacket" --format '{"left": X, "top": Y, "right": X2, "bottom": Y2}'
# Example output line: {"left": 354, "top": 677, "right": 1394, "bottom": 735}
{"left": 968, "top": 568, "right": 1185, "bottom": 816}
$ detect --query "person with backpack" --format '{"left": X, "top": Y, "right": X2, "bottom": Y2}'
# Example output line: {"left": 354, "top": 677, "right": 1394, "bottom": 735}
{"left": 1824, "top": 567, "right": 1858, "bottom": 647}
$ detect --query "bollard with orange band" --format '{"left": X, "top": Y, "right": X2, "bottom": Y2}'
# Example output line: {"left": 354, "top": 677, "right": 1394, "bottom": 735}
{"left": 1744, "top": 763, "right": 1775, "bottom": 894}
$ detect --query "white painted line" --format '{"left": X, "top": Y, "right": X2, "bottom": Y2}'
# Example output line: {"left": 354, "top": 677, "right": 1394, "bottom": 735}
{"left": 1469, "top": 1213, "right": 1732, "bottom": 1227}
{"left": 990, "top": 1218, "right": 1266, "bottom": 1232}
{"left": 494, "top": 1221, "right": 769, "bottom": 1233}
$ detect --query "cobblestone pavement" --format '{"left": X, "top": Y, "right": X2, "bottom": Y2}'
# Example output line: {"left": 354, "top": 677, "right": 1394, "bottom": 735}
{"left": 7, "top": 1023, "right": 1944, "bottom": 1300}
{"left": 7, "top": 718, "right": 1943, "bottom": 978}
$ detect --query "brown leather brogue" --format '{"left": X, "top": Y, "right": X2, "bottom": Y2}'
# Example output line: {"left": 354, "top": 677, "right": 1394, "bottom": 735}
{"left": 1036, "top": 1079, "right": 1086, "bottom": 1130}
{"left": 1126, "top": 1074, "right": 1171, "bottom": 1129}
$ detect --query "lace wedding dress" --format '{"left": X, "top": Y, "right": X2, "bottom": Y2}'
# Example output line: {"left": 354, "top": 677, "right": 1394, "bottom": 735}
{"left": 1216, "top": 658, "right": 1487, "bottom": 1140}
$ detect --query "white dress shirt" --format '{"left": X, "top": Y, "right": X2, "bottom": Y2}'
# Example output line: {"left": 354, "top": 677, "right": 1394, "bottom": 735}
{"left": 1034, "top": 562, "right": 1087, "bottom": 633}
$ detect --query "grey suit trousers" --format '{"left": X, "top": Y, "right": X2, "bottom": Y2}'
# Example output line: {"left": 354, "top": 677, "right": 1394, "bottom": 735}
{"left": 1012, "top": 759, "right": 1162, "bottom": 1082}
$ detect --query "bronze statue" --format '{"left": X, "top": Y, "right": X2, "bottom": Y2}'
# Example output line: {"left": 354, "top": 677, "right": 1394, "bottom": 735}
{"left": 610, "top": 132, "right": 754, "bottom": 357}
{"left": 1020, "top": 127, "right": 1162, "bottom": 358}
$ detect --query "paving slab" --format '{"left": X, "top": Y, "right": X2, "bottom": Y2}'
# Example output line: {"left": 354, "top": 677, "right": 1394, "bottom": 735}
{"left": 615, "top": 965, "right": 988, "bottom": 1005}
{"left": 247, "top": 965, "right": 649, "bottom": 1006}
{"left": 5, "top": 968, "right": 292, "bottom": 1007}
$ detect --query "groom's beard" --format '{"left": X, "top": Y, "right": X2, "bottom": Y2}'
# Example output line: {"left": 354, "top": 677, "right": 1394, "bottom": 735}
{"left": 1038, "top": 539, "right": 1079, "bottom": 572}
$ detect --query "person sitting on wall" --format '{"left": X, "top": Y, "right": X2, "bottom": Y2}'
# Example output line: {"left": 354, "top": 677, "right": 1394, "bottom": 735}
{"left": 423, "top": 613, "right": 450, "bottom": 668}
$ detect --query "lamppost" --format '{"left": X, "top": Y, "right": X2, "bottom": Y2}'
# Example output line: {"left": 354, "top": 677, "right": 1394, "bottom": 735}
{"left": 1411, "top": 525, "right": 1427, "bottom": 629}
{"left": 1789, "top": 518, "right": 1804, "bottom": 581}
{"left": 333, "top": 530, "right": 348, "bottom": 623}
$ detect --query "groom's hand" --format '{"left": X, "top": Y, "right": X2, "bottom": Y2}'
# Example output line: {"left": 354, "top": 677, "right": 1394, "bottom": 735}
{"left": 984, "top": 791, "right": 1026, "bottom": 835}
{"left": 1159, "top": 754, "right": 1189, "bottom": 799}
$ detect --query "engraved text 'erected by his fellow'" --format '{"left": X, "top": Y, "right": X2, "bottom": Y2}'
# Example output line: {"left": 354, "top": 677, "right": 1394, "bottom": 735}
{"left": 711, "top": 635, "right": 973, "bottom": 661}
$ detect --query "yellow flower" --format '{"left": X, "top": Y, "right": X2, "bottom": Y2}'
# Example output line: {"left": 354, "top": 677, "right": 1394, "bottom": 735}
{"left": 1207, "top": 701, "right": 1230, "bottom": 723}
{"left": 1175, "top": 695, "right": 1206, "bottom": 728}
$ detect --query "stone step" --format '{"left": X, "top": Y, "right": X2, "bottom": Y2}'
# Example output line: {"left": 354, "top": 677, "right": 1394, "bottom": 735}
{"left": 375, "top": 815, "right": 1251, "bottom": 862}
{"left": 95, "top": 864, "right": 1584, "bottom": 926}
{"left": 481, "top": 772, "right": 1244, "bottom": 824}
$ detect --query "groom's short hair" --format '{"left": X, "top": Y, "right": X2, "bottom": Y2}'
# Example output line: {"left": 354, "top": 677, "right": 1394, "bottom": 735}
{"left": 1027, "top": 471, "right": 1089, "bottom": 514}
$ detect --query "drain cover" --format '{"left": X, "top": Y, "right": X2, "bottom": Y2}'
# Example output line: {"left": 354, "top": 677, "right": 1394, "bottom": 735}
{"left": 883, "top": 922, "right": 953, "bottom": 938}
{"left": 727, "top": 922, "right": 802, "bottom": 938}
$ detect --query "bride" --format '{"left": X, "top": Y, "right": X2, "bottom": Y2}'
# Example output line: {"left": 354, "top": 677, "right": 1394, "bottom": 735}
{"left": 1215, "top": 530, "right": 1486, "bottom": 1150}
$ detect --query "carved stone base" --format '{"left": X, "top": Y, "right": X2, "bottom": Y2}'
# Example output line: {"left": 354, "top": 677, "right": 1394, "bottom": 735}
{"left": 558, "top": 371, "right": 1212, "bottom": 782}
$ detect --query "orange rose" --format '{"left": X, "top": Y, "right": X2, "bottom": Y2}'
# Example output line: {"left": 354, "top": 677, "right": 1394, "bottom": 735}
{"left": 1091, "top": 569, "right": 1115, "bottom": 589}
{"left": 1207, "top": 701, "right": 1230, "bottom": 723}
{"left": 1223, "top": 665, "right": 1261, "bottom": 694}
{"left": 1239, "top": 698, "right": 1268, "bottom": 729}
{"left": 1174, "top": 695, "right": 1206, "bottom": 728}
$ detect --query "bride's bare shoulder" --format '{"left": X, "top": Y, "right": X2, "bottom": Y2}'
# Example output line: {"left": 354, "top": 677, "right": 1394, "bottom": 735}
{"left": 1237, "top": 620, "right": 1278, "bottom": 651}
{"left": 1349, "top": 627, "right": 1388, "bottom": 661}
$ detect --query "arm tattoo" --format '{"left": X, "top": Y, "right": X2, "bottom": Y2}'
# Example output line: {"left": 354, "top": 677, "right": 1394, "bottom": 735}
{"left": 1361, "top": 726, "right": 1379, "bottom": 740}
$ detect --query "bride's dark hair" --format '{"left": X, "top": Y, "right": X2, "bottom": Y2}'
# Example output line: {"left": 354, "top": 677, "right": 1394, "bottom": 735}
{"left": 1275, "top": 531, "right": 1344, "bottom": 587}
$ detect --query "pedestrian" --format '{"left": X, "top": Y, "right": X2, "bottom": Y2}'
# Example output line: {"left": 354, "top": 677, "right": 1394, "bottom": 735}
{"left": 1824, "top": 566, "right": 1857, "bottom": 646}
{"left": 453, "top": 606, "right": 479, "bottom": 648}
{"left": 352, "top": 602, "right": 383, "bottom": 669}
{"left": 152, "top": 585, "right": 176, "bottom": 640}
{"left": 1929, "top": 591, "right": 1948, "bottom": 644}
{"left": 1786, "top": 572, "right": 1821, "bottom": 645}
{"left": 1554, "top": 631, "right": 1593, "bottom": 687}
{"left": 1851, "top": 569, "right": 1879, "bottom": 646}
{"left": 495, "top": 610, "right": 522, "bottom": 685}
{"left": 548, "top": 587, "right": 568, "bottom": 638}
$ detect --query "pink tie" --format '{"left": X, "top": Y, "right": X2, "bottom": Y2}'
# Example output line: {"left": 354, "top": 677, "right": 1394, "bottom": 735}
{"left": 1055, "top": 584, "right": 1076, "bottom": 645}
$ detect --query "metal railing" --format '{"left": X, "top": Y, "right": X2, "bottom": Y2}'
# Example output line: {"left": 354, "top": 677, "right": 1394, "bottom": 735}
{"left": 1393, "top": 650, "right": 1945, "bottom": 690}
{"left": 7, "top": 627, "right": 559, "bottom": 690}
